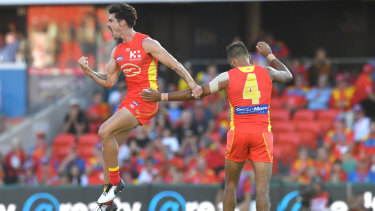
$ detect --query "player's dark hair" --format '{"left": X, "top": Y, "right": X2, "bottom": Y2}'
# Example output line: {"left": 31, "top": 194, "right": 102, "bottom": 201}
{"left": 109, "top": 3, "right": 137, "bottom": 28}
{"left": 225, "top": 41, "right": 249, "bottom": 60}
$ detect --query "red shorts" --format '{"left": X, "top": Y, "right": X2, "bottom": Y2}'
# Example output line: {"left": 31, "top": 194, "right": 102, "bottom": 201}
{"left": 225, "top": 130, "right": 273, "bottom": 163}
{"left": 117, "top": 97, "right": 158, "bottom": 125}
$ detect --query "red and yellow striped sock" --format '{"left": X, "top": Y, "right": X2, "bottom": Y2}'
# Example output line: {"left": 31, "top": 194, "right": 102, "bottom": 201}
{"left": 109, "top": 166, "right": 120, "bottom": 186}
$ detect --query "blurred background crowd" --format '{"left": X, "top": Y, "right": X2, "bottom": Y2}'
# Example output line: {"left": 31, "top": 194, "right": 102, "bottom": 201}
{"left": 0, "top": 2, "right": 375, "bottom": 209}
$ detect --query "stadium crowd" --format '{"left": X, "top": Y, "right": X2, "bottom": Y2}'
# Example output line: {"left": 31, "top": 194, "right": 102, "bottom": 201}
{"left": 2, "top": 53, "right": 375, "bottom": 189}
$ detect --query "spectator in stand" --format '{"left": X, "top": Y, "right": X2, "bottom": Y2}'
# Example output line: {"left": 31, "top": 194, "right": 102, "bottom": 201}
{"left": 175, "top": 110, "right": 197, "bottom": 143}
{"left": 58, "top": 146, "right": 86, "bottom": 185}
{"left": 85, "top": 143, "right": 104, "bottom": 185}
{"left": 315, "top": 147, "right": 333, "bottom": 181}
{"left": 3, "top": 138, "right": 26, "bottom": 184}
{"left": 63, "top": 98, "right": 88, "bottom": 139}
{"left": 309, "top": 177, "right": 331, "bottom": 211}
{"left": 29, "top": 131, "right": 48, "bottom": 165}
{"left": 187, "top": 156, "right": 218, "bottom": 184}
{"left": 289, "top": 147, "right": 315, "bottom": 184}
{"left": 147, "top": 113, "right": 170, "bottom": 140}
{"left": 204, "top": 141, "right": 225, "bottom": 175}
{"left": 0, "top": 32, "right": 20, "bottom": 63}
{"left": 179, "top": 132, "right": 200, "bottom": 165}
{"left": 199, "top": 64, "right": 219, "bottom": 84}
{"left": 341, "top": 152, "right": 357, "bottom": 176}
{"left": 0, "top": 152, "right": 4, "bottom": 185}
{"left": 86, "top": 90, "right": 111, "bottom": 133}
{"left": 137, "top": 157, "right": 158, "bottom": 184}
{"left": 361, "top": 120, "right": 375, "bottom": 155}
{"left": 323, "top": 118, "right": 354, "bottom": 159}
{"left": 327, "top": 160, "right": 347, "bottom": 183}
{"left": 348, "top": 157, "right": 375, "bottom": 183}
{"left": 178, "top": 62, "right": 195, "bottom": 91}
{"left": 20, "top": 160, "right": 38, "bottom": 186}
{"left": 192, "top": 100, "right": 215, "bottom": 135}
{"left": 329, "top": 73, "right": 355, "bottom": 129}
{"left": 308, "top": 48, "right": 332, "bottom": 86}
{"left": 133, "top": 126, "right": 150, "bottom": 148}
{"left": 290, "top": 59, "right": 308, "bottom": 82}
{"left": 264, "top": 33, "right": 290, "bottom": 59}
{"left": 352, "top": 64, "right": 375, "bottom": 118}
{"left": 68, "top": 163, "right": 85, "bottom": 185}
{"left": 108, "top": 80, "right": 126, "bottom": 112}
{"left": 352, "top": 104, "right": 370, "bottom": 142}
{"left": 166, "top": 101, "right": 182, "bottom": 125}
{"left": 306, "top": 75, "right": 332, "bottom": 110}
{"left": 282, "top": 74, "right": 309, "bottom": 115}
{"left": 161, "top": 128, "right": 179, "bottom": 159}
{"left": 36, "top": 147, "right": 59, "bottom": 185}
{"left": 164, "top": 164, "right": 184, "bottom": 184}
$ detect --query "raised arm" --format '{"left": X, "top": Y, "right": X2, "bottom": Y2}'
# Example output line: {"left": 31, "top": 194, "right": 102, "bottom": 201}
{"left": 256, "top": 42, "right": 293, "bottom": 83}
{"left": 140, "top": 72, "right": 229, "bottom": 102}
{"left": 78, "top": 48, "right": 121, "bottom": 89}
{"left": 142, "top": 38, "right": 203, "bottom": 98}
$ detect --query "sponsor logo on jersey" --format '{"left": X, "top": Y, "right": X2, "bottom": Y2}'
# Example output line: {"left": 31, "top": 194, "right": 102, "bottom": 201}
{"left": 235, "top": 104, "right": 269, "bottom": 115}
{"left": 116, "top": 56, "right": 124, "bottom": 61}
{"left": 129, "top": 50, "right": 141, "bottom": 60}
{"left": 121, "top": 63, "right": 141, "bottom": 77}
{"left": 132, "top": 101, "right": 139, "bottom": 106}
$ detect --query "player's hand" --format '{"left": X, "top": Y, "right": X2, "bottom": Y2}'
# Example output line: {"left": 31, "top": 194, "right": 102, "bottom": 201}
{"left": 140, "top": 89, "right": 162, "bottom": 102}
{"left": 191, "top": 85, "right": 203, "bottom": 99}
{"left": 78, "top": 56, "right": 90, "bottom": 75}
{"left": 256, "top": 41, "right": 272, "bottom": 57}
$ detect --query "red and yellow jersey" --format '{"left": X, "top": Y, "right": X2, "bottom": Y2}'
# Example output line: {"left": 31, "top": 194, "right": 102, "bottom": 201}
{"left": 227, "top": 65, "right": 272, "bottom": 134}
{"left": 114, "top": 32, "right": 158, "bottom": 98}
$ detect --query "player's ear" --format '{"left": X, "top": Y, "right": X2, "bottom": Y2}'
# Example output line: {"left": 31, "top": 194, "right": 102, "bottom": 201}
{"left": 229, "top": 58, "right": 236, "bottom": 68}
{"left": 120, "top": 19, "right": 127, "bottom": 27}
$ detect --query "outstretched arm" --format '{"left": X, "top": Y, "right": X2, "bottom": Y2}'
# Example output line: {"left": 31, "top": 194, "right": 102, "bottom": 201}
{"left": 256, "top": 42, "right": 293, "bottom": 83}
{"left": 78, "top": 48, "right": 121, "bottom": 89}
{"left": 142, "top": 38, "right": 203, "bottom": 98}
{"left": 140, "top": 72, "right": 229, "bottom": 102}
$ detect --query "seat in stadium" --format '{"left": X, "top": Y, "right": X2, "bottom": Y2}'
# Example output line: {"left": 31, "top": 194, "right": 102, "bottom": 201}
{"left": 317, "top": 119, "right": 335, "bottom": 135}
{"left": 292, "top": 109, "right": 315, "bottom": 121}
{"left": 316, "top": 109, "right": 340, "bottom": 121}
{"left": 274, "top": 132, "right": 299, "bottom": 145}
{"left": 78, "top": 133, "right": 100, "bottom": 146}
{"left": 294, "top": 121, "right": 320, "bottom": 134}
{"left": 274, "top": 142, "right": 297, "bottom": 165}
{"left": 52, "top": 133, "right": 75, "bottom": 148}
{"left": 270, "top": 109, "right": 290, "bottom": 122}
{"left": 272, "top": 121, "right": 295, "bottom": 134}
{"left": 296, "top": 131, "right": 318, "bottom": 149}
{"left": 270, "top": 97, "right": 283, "bottom": 109}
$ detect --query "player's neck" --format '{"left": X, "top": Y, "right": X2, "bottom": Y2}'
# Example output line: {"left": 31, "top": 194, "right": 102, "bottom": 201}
{"left": 120, "top": 28, "right": 137, "bottom": 43}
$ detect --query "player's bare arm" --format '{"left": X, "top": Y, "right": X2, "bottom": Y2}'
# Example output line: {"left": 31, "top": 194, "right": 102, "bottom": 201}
{"left": 78, "top": 48, "right": 121, "bottom": 89}
{"left": 140, "top": 72, "right": 229, "bottom": 102}
{"left": 256, "top": 41, "right": 293, "bottom": 83}
{"left": 142, "top": 37, "right": 203, "bottom": 98}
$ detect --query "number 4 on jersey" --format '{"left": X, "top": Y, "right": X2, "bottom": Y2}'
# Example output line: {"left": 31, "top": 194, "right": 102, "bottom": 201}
{"left": 243, "top": 73, "right": 261, "bottom": 104}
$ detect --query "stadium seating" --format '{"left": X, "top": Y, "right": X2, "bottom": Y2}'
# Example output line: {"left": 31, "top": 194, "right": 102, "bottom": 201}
{"left": 270, "top": 109, "right": 290, "bottom": 122}
{"left": 292, "top": 109, "right": 315, "bottom": 121}
{"left": 52, "top": 133, "right": 76, "bottom": 161}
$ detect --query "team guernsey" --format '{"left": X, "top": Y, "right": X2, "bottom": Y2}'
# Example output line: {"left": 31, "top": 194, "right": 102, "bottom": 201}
{"left": 114, "top": 32, "right": 158, "bottom": 124}
{"left": 225, "top": 65, "right": 274, "bottom": 163}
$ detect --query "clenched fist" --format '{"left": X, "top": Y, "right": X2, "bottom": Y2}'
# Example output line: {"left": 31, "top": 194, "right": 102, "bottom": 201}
{"left": 78, "top": 56, "right": 90, "bottom": 75}
{"left": 256, "top": 42, "right": 272, "bottom": 57}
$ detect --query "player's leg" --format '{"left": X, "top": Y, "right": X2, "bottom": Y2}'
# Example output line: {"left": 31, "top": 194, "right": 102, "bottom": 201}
{"left": 223, "top": 159, "right": 245, "bottom": 211}
{"left": 248, "top": 131, "right": 273, "bottom": 211}
{"left": 97, "top": 108, "right": 140, "bottom": 204}
{"left": 102, "top": 130, "right": 133, "bottom": 185}
{"left": 251, "top": 161, "right": 272, "bottom": 211}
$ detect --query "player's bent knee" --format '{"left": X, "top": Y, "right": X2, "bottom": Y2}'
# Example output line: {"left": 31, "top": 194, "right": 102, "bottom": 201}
{"left": 98, "top": 125, "right": 111, "bottom": 141}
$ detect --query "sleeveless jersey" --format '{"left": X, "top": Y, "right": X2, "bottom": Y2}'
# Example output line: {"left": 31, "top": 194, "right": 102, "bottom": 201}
{"left": 227, "top": 65, "right": 272, "bottom": 134}
{"left": 114, "top": 32, "right": 158, "bottom": 98}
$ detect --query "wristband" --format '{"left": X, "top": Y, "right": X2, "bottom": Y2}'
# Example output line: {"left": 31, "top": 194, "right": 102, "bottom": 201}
{"left": 267, "top": 54, "right": 276, "bottom": 62}
{"left": 161, "top": 93, "right": 168, "bottom": 101}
